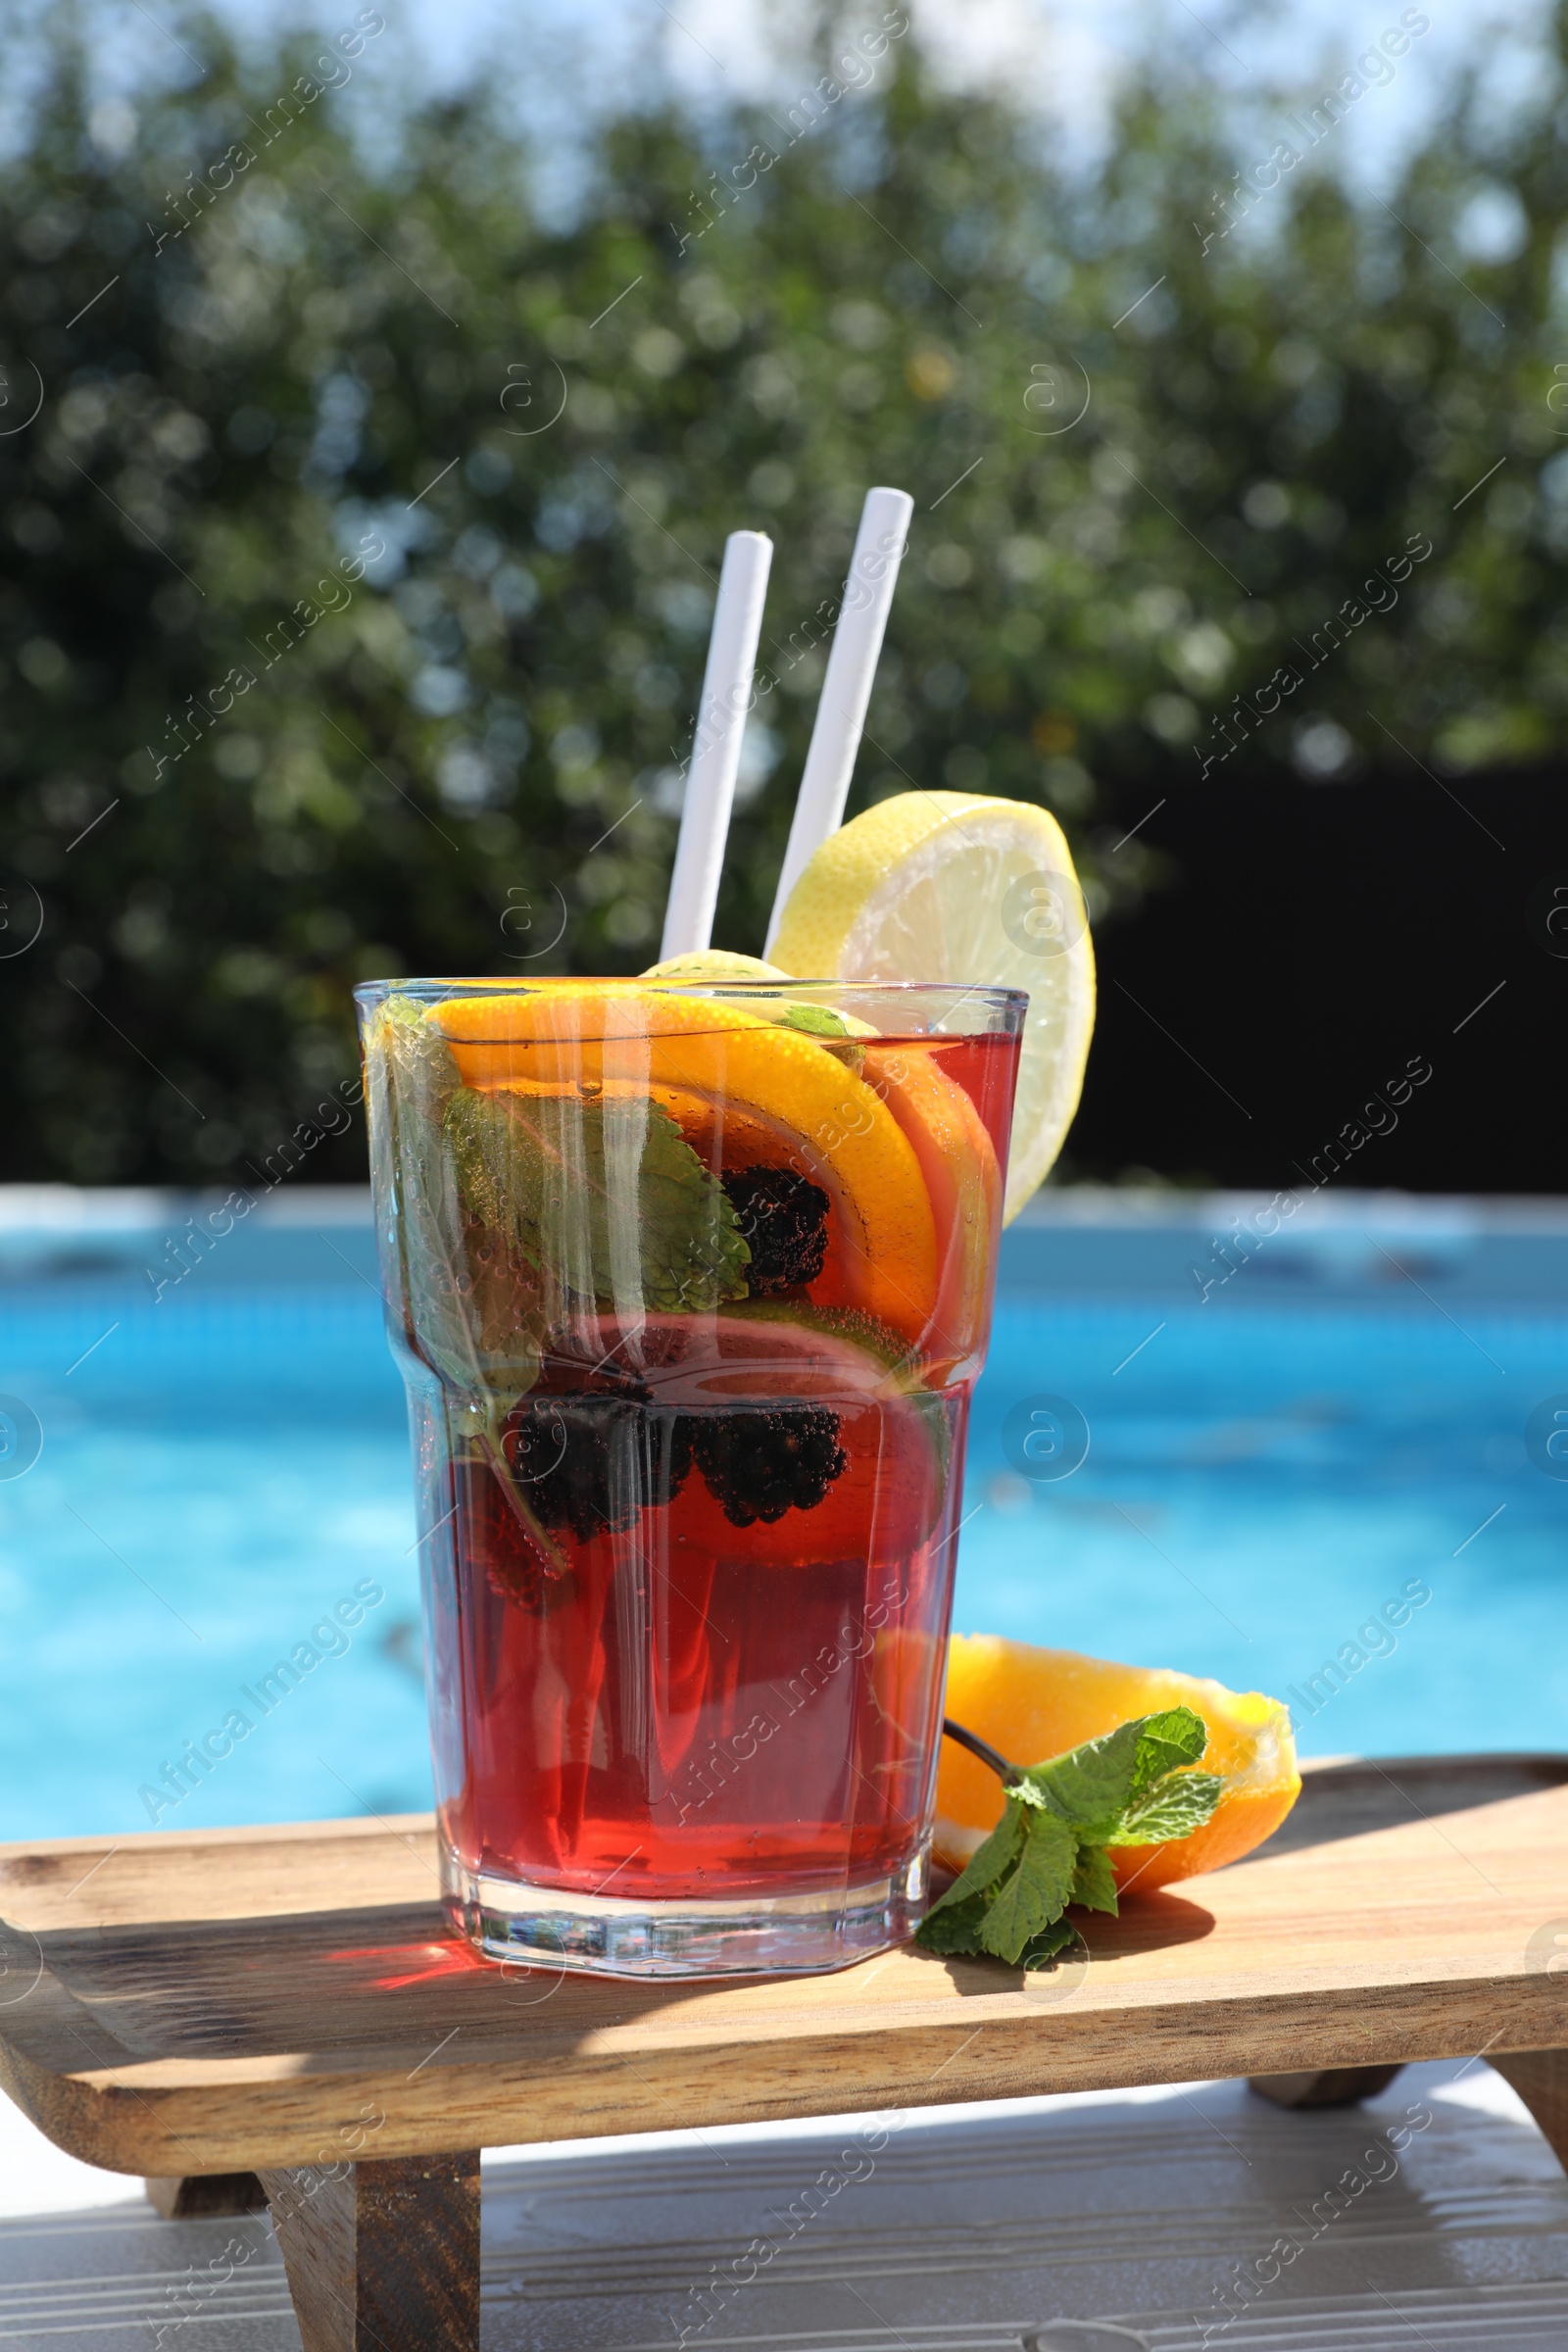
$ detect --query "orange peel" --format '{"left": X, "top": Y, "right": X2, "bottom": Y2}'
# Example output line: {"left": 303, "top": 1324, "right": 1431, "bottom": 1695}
{"left": 936, "top": 1636, "right": 1299, "bottom": 1893}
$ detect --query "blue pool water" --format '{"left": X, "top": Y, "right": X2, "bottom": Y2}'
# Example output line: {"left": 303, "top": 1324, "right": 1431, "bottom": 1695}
{"left": 963, "top": 1297, "right": 1567, "bottom": 1759}
{"left": 0, "top": 1194, "right": 1563, "bottom": 1842}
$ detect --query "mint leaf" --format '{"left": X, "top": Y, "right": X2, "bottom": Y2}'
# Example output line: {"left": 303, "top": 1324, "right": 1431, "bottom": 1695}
{"left": 1019, "top": 1716, "right": 1145, "bottom": 1841}
{"left": 368, "top": 998, "right": 562, "bottom": 1577}
{"left": 916, "top": 1799, "right": 1071, "bottom": 1964}
{"left": 921, "top": 1798, "right": 1026, "bottom": 1924}
{"left": 777, "top": 1003, "right": 851, "bottom": 1038}
{"left": 1129, "top": 1705, "right": 1209, "bottom": 1801}
{"left": 910, "top": 1890, "right": 992, "bottom": 1954}
{"left": 371, "top": 998, "right": 541, "bottom": 1396}
{"left": 1019, "top": 1918, "right": 1082, "bottom": 1971}
{"left": 1070, "top": 1842, "right": 1120, "bottom": 1915}
{"left": 373, "top": 996, "right": 460, "bottom": 1237}
{"left": 446, "top": 1087, "right": 749, "bottom": 1315}
{"left": 1108, "top": 1769, "right": 1224, "bottom": 1846}
{"left": 775, "top": 1004, "right": 867, "bottom": 1071}
{"left": 977, "top": 1810, "right": 1079, "bottom": 1963}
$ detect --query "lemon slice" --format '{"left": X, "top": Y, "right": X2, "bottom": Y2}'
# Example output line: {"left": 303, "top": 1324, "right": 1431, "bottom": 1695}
{"left": 641, "top": 951, "right": 879, "bottom": 1042}
{"left": 641, "top": 951, "right": 790, "bottom": 981}
{"left": 769, "top": 791, "right": 1096, "bottom": 1223}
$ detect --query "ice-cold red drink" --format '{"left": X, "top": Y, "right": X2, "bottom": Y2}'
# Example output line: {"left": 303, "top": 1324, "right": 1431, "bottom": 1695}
{"left": 361, "top": 982, "right": 1022, "bottom": 1976}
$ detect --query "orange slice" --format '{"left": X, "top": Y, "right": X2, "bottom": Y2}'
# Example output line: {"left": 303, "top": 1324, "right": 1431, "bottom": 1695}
{"left": 428, "top": 988, "right": 940, "bottom": 1347}
{"left": 431, "top": 983, "right": 745, "bottom": 1085}
{"left": 935, "top": 1636, "right": 1299, "bottom": 1893}
{"left": 874, "top": 1047, "right": 1001, "bottom": 1382}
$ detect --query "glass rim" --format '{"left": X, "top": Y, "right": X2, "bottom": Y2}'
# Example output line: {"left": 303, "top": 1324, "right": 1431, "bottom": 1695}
{"left": 354, "top": 976, "right": 1027, "bottom": 1008}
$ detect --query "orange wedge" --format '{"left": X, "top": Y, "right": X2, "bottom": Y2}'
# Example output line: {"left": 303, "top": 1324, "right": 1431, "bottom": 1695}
{"left": 875, "top": 1049, "right": 1001, "bottom": 1380}
{"left": 935, "top": 1636, "right": 1299, "bottom": 1893}
{"left": 428, "top": 988, "right": 940, "bottom": 1348}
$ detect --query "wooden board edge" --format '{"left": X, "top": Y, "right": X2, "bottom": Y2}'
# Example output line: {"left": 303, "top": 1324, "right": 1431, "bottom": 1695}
{"left": 0, "top": 2040, "right": 158, "bottom": 2180}
{"left": 1296, "top": 1752, "right": 1568, "bottom": 1779}
{"left": 0, "top": 1813, "right": 437, "bottom": 1868}
{"left": 17, "top": 1984, "right": 1565, "bottom": 2177}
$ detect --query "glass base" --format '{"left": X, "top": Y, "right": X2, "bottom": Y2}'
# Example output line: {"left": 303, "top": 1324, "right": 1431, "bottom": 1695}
{"left": 445, "top": 1840, "right": 930, "bottom": 1979}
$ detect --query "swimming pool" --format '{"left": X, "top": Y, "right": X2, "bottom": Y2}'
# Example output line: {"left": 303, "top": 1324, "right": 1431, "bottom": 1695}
{"left": 1, "top": 1187, "right": 1562, "bottom": 1842}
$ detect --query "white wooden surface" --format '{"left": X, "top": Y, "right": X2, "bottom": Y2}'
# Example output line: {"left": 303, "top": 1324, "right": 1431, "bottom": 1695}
{"left": 0, "top": 2059, "right": 1560, "bottom": 2348}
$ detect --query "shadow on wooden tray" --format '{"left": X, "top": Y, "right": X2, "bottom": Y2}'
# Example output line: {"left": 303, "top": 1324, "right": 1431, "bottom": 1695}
{"left": 1254, "top": 1753, "right": 1568, "bottom": 1858}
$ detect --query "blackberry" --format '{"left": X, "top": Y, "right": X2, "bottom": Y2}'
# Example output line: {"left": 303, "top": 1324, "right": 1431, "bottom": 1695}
{"left": 503, "top": 1393, "right": 692, "bottom": 1542}
{"left": 721, "top": 1166, "right": 830, "bottom": 1294}
{"left": 690, "top": 1404, "right": 847, "bottom": 1527}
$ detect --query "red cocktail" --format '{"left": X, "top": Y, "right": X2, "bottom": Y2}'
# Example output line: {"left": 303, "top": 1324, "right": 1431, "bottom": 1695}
{"left": 360, "top": 981, "right": 1022, "bottom": 1975}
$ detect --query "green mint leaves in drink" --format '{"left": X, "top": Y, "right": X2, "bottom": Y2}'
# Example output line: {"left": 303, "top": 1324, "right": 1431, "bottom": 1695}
{"left": 371, "top": 997, "right": 539, "bottom": 1396}
{"left": 776, "top": 1002, "right": 852, "bottom": 1039}
{"left": 445, "top": 1085, "right": 750, "bottom": 1316}
{"left": 914, "top": 1705, "right": 1224, "bottom": 1969}
{"left": 370, "top": 996, "right": 569, "bottom": 1573}
{"left": 772, "top": 1001, "right": 866, "bottom": 1070}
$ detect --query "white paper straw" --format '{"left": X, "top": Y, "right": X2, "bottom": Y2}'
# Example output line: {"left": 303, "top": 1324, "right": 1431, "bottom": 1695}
{"left": 763, "top": 484, "right": 913, "bottom": 956}
{"left": 659, "top": 529, "right": 773, "bottom": 963}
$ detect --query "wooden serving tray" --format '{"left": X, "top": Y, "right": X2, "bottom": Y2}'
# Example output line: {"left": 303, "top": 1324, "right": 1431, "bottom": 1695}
{"left": 1, "top": 1754, "right": 1564, "bottom": 2350}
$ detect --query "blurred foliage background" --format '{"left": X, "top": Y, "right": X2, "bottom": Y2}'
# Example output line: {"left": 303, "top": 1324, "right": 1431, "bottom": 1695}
{"left": 2, "top": 3, "right": 1566, "bottom": 1185}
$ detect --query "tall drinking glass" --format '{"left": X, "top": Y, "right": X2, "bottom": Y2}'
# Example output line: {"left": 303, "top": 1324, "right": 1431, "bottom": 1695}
{"left": 358, "top": 978, "right": 1024, "bottom": 1977}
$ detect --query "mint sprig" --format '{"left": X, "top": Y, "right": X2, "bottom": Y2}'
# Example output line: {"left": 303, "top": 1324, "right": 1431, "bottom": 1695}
{"left": 915, "top": 1705, "right": 1224, "bottom": 1969}
{"left": 368, "top": 997, "right": 564, "bottom": 1576}
{"left": 445, "top": 1084, "right": 750, "bottom": 1314}
{"left": 372, "top": 997, "right": 544, "bottom": 1397}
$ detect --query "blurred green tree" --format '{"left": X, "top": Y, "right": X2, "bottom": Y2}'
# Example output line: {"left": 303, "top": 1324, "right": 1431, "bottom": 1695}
{"left": 1, "top": 6, "right": 1564, "bottom": 1181}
